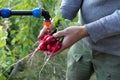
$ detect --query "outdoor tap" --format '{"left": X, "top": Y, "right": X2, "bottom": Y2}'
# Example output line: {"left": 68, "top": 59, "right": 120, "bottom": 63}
{"left": 0, "top": 8, "right": 51, "bottom": 30}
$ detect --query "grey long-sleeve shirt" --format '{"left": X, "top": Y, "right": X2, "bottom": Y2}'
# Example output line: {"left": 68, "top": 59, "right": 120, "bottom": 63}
{"left": 60, "top": 0, "right": 120, "bottom": 56}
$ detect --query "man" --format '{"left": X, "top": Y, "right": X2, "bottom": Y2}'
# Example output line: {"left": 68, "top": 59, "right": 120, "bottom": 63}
{"left": 39, "top": 0, "right": 120, "bottom": 80}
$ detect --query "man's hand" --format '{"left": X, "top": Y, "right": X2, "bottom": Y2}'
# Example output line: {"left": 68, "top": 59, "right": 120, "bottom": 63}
{"left": 46, "top": 26, "right": 89, "bottom": 57}
{"left": 38, "top": 27, "right": 48, "bottom": 39}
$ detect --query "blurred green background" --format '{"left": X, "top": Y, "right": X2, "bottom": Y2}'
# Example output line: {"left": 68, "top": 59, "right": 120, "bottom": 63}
{"left": 0, "top": 0, "right": 96, "bottom": 80}
{"left": 0, "top": 0, "right": 68, "bottom": 80}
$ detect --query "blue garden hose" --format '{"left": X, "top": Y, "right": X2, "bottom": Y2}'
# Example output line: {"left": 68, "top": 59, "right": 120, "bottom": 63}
{"left": 0, "top": 8, "right": 51, "bottom": 20}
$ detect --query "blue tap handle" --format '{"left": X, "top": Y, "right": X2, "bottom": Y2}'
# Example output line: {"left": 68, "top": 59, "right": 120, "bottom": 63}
{"left": 0, "top": 8, "right": 11, "bottom": 18}
{"left": 32, "top": 8, "right": 41, "bottom": 18}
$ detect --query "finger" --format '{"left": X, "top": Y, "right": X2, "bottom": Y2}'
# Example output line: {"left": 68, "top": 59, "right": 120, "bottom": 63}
{"left": 44, "top": 44, "right": 65, "bottom": 57}
{"left": 44, "top": 50, "right": 62, "bottom": 57}
{"left": 38, "top": 31, "right": 42, "bottom": 39}
{"left": 38, "top": 27, "right": 46, "bottom": 39}
{"left": 44, "top": 51, "right": 51, "bottom": 57}
{"left": 38, "top": 31, "right": 44, "bottom": 39}
{"left": 53, "top": 30, "right": 65, "bottom": 38}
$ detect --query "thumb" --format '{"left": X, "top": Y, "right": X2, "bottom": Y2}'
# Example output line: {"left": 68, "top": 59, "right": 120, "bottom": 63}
{"left": 53, "top": 30, "right": 65, "bottom": 38}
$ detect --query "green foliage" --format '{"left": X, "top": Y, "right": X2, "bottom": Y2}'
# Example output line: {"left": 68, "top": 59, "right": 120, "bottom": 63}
{"left": 0, "top": 0, "right": 68, "bottom": 80}
{"left": 52, "top": 15, "right": 80, "bottom": 32}
{"left": 0, "top": 26, "right": 8, "bottom": 48}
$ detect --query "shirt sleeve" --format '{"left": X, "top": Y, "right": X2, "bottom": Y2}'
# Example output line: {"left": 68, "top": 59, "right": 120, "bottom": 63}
{"left": 85, "top": 10, "right": 120, "bottom": 42}
{"left": 60, "top": 0, "right": 83, "bottom": 20}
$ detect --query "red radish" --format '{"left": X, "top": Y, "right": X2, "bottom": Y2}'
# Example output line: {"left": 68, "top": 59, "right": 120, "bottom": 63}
{"left": 40, "top": 32, "right": 52, "bottom": 40}
{"left": 32, "top": 33, "right": 62, "bottom": 56}
{"left": 42, "top": 34, "right": 51, "bottom": 41}
{"left": 38, "top": 41, "right": 47, "bottom": 51}
{"left": 46, "top": 36, "right": 57, "bottom": 45}
{"left": 47, "top": 44, "right": 53, "bottom": 52}
{"left": 51, "top": 41, "right": 62, "bottom": 53}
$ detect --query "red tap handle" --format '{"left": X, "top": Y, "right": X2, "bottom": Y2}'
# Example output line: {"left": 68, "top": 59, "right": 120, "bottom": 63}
{"left": 43, "top": 21, "right": 51, "bottom": 30}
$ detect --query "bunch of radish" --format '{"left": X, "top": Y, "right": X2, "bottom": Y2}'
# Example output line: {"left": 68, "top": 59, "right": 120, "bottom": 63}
{"left": 31, "top": 16, "right": 80, "bottom": 56}
{"left": 34, "top": 32, "right": 62, "bottom": 56}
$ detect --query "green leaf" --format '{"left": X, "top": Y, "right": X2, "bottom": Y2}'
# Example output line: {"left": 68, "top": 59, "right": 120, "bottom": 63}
{"left": 0, "top": 40, "right": 6, "bottom": 48}
{"left": 0, "top": 26, "right": 8, "bottom": 48}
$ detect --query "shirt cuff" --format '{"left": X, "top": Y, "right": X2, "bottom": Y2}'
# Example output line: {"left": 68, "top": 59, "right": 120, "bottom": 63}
{"left": 85, "top": 20, "right": 107, "bottom": 42}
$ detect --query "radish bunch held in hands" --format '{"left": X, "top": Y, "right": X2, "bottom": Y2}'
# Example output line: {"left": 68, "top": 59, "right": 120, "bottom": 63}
{"left": 32, "top": 16, "right": 80, "bottom": 56}
{"left": 37, "top": 33, "right": 62, "bottom": 56}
